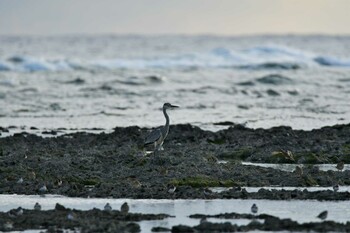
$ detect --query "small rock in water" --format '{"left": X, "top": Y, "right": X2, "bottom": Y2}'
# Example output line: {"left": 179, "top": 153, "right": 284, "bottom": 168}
{"left": 34, "top": 202, "right": 41, "bottom": 211}
{"left": 266, "top": 89, "right": 280, "bottom": 96}
{"left": 152, "top": 226, "right": 171, "bottom": 232}
{"left": 200, "top": 217, "right": 208, "bottom": 224}
{"left": 121, "top": 202, "right": 129, "bottom": 214}
{"left": 251, "top": 204, "right": 258, "bottom": 214}
{"left": 55, "top": 203, "right": 66, "bottom": 211}
{"left": 66, "top": 77, "right": 85, "bottom": 85}
{"left": 145, "top": 75, "right": 166, "bottom": 83}
{"left": 317, "top": 210, "right": 328, "bottom": 220}
{"left": 104, "top": 203, "right": 112, "bottom": 211}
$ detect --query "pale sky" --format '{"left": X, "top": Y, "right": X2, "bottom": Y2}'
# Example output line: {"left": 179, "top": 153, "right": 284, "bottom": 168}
{"left": 0, "top": 0, "right": 350, "bottom": 35}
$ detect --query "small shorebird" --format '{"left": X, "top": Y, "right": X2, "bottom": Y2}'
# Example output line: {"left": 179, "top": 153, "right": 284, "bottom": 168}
{"left": 55, "top": 179, "right": 63, "bottom": 186}
{"left": 8, "top": 207, "right": 23, "bottom": 218}
{"left": 34, "top": 202, "right": 41, "bottom": 211}
{"left": 251, "top": 204, "right": 258, "bottom": 215}
{"left": 144, "top": 103, "right": 179, "bottom": 153}
{"left": 167, "top": 184, "right": 176, "bottom": 199}
{"left": 39, "top": 185, "right": 48, "bottom": 193}
{"left": 168, "top": 184, "right": 176, "bottom": 194}
{"left": 121, "top": 202, "right": 129, "bottom": 214}
{"left": 104, "top": 203, "right": 112, "bottom": 211}
{"left": 317, "top": 210, "right": 328, "bottom": 220}
{"left": 333, "top": 184, "right": 339, "bottom": 192}
{"left": 336, "top": 161, "right": 344, "bottom": 171}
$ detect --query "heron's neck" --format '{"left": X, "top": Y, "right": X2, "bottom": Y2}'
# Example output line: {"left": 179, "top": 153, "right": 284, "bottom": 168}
{"left": 163, "top": 108, "right": 169, "bottom": 127}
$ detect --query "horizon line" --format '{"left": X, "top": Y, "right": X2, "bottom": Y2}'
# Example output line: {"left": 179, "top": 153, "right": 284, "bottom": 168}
{"left": 1, "top": 32, "right": 350, "bottom": 38}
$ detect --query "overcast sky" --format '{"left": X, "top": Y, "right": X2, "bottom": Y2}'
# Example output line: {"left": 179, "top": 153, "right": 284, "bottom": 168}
{"left": 1, "top": 0, "right": 349, "bottom": 36}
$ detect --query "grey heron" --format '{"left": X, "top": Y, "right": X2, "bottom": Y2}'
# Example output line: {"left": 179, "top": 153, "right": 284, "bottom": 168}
{"left": 144, "top": 103, "right": 179, "bottom": 152}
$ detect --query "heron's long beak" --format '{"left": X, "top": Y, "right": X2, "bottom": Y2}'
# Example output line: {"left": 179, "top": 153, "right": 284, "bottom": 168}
{"left": 170, "top": 105, "right": 179, "bottom": 108}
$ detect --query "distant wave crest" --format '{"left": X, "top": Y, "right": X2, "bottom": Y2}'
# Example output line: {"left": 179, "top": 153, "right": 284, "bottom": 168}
{"left": 1, "top": 45, "right": 349, "bottom": 72}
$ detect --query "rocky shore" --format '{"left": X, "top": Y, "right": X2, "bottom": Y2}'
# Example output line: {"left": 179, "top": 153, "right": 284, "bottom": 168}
{"left": 0, "top": 123, "right": 349, "bottom": 199}
{"left": 0, "top": 203, "right": 170, "bottom": 232}
{"left": 171, "top": 212, "right": 350, "bottom": 232}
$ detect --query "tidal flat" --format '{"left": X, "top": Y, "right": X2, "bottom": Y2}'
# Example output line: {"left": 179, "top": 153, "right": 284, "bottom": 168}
{"left": 0, "top": 123, "right": 349, "bottom": 198}
{"left": 0, "top": 123, "right": 350, "bottom": 232}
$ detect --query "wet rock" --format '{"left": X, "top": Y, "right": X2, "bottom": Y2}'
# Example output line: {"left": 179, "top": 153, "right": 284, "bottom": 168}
{"left": 1, "top": 124, "right": 350, "bottom": 198}
{"left": 239, "top": 62, "right": 301, "bottom": 70}
{"left": 256, "top": 74, "right": 293, "bottom": 85}
{"left": 65, "top": 77, "right": 85, "bottom": 85}
{"left": 213, "top": 121, "right": 236, "bottom": 126}
{"left": 173, "top": 212, "right": 350, "bottom": 232}
{"left": 0, "top": 205, "right": 169, "bottom": 232}
{"left": 266, "top": 89, "right": 280, "bottom": 96}
{"left": 152, "top": 226, "right": 171, "bottom": 232}
{"left": 55, "top": 203, "right": 67, "bottom": 211}
{"left": 42, "top": 130, "right": 58, "bottom": 135}
{"left": 0, "top": 127, "right": 9, "bottom": 133}
{"left": 236, "top": 81, "right": 255, "bottom": 86}
{"left": 172, "top": 225, "right": 195, "bottom": 233}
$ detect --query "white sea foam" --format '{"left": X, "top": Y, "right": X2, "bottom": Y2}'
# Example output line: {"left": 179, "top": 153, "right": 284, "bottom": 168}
{"left": 1, "top": 45, "right": 349, "bottom": 72}
{"left": 314, "top": 56, "right": 350, "bottom": 67}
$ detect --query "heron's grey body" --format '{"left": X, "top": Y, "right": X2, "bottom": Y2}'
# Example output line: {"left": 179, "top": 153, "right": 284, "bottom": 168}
{"left": 144, "top": 103, "right": 178, "bottom": 151}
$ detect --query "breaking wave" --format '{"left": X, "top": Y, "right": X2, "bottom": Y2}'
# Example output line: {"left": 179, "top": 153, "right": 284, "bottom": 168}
{"left": 1, "top": 46, "right": 350, "bottom": 72}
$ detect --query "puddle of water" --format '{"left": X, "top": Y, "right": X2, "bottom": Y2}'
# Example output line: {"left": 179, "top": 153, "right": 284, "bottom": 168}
{"left": 240, "top": 162, "right": 350, "bottom": 172}
{"left": 210, "top": 186, "right": 350, "bottom": 193}
{"left": 0, "top": 195, "right": 350, "bottom": 232}
{"left": 0, "top": 128, "right": 113, "bottom": 138}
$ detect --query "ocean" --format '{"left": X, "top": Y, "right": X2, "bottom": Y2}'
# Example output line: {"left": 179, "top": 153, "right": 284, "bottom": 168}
{"left": 1, "top": 35, "right": 350, "bottom": 133}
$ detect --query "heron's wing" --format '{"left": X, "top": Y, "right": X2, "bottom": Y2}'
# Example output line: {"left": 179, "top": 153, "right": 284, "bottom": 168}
{"left": 144, "top": 127, "right": 162, "bottom": 145}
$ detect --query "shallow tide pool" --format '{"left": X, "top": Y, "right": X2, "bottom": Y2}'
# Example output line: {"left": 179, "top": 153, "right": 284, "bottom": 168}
{"left": 240, "top": 162, "right": 350, "bottom": 172}
{"left": 1, "top": 195, "right": 349, "bottom": 232}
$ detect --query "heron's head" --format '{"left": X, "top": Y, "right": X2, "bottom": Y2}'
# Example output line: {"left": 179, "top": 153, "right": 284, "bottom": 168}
{"left": 163, "top": 103, "right": 179, "bottom": 110}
